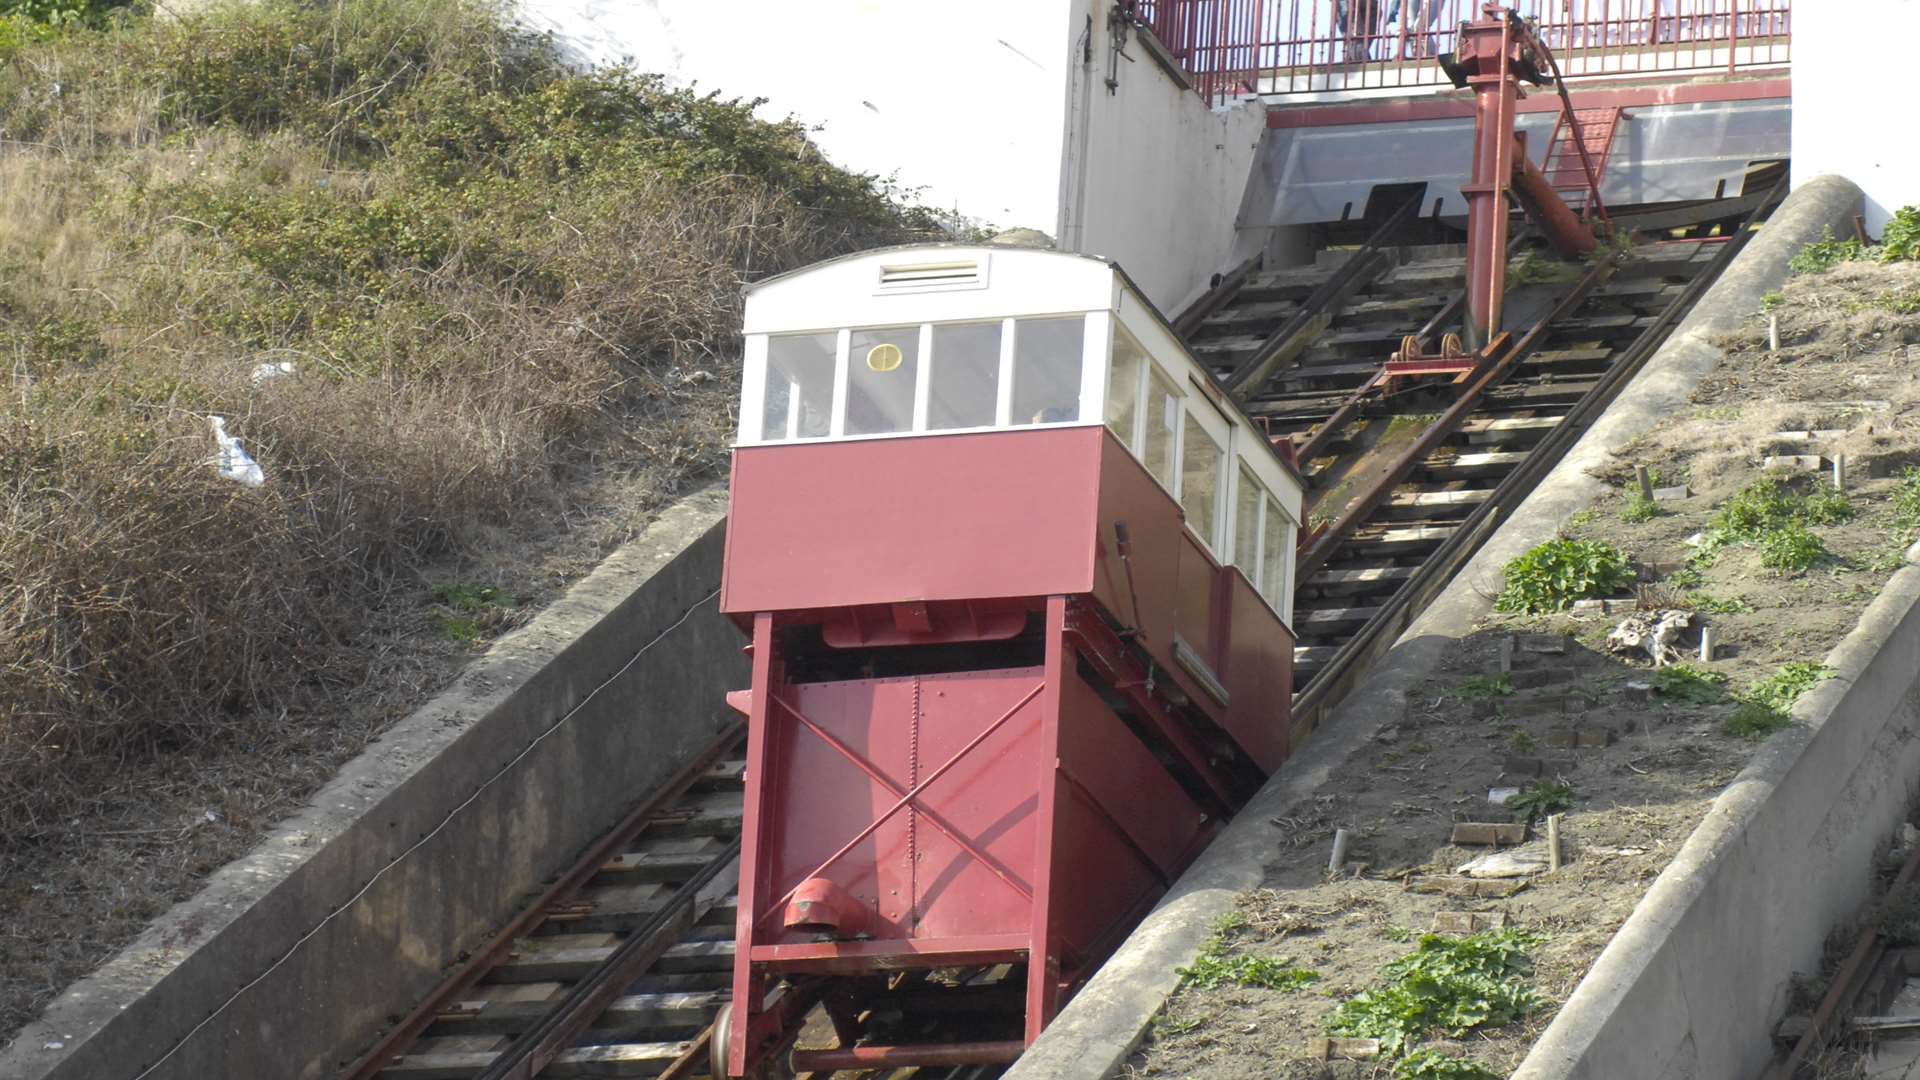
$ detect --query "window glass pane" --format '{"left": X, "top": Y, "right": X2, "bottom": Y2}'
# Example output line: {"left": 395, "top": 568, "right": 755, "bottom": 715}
{"left": 846, "top": 326, "right": 920, "bottom": 436}
{"left": 1262, "top": 495, "right": 1289, "bottom": 608}
{"left": 763, "top": 332, "right": 837, "bottom": 440}
{"left": 1011, "top": 316, "right": 1084, "bottom": 425}
{"left": 1143, "top": 367, "right": 1179, "bottom": 489}
{"left": 1182, "top": 413, "right": 1223, "bottom": 551}
{"left": 1106, "top": 326, "right": 1144, "bottom": 445}
{"left": 928, "top": 322, "right": 1000, "bottom": 431}
{"left": 1234, "top": 466, "right": 1262, "bottom": 583}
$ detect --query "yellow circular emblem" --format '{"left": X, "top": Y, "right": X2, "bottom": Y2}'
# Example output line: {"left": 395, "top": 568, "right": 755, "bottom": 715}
{"left": 866, "top": 343, "right": 904, "bottom": 372}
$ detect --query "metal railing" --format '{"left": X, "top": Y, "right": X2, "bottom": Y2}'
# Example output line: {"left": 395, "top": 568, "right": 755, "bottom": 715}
{"left": 1132, "top": 0, "right": 1791, "bottom": 103}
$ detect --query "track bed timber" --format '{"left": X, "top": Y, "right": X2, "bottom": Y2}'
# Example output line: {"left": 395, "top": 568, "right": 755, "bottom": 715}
{"left": 344, "top": 729, "right": 748, "bottom": 1080}
{"left": 1182, "top": 239, "right": 1729, "bottom": 694}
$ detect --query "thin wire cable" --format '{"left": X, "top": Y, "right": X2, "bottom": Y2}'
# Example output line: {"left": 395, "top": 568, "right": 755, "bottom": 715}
{"left": 128, "top": 584, "right": 724, "bottom": 1080}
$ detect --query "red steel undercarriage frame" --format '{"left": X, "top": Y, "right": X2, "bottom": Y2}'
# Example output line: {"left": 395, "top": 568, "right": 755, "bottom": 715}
{"left": 720, "top": 596, "right": 1243, "bottom": 1075}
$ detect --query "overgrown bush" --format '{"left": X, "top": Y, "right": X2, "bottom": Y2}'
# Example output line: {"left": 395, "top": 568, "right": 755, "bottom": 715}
{"left": 0, "top": 0, "right": 940, "bottom": 833}
{"left": 1494, "top": 538, "right": 1635, "bottom": 615}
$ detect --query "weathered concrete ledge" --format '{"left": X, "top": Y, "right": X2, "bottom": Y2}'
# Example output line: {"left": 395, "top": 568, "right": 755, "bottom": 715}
{"left": 1006, "top": 174, "right": 1869, "bottom": 1080}
{"left": 0, "top": 488, "right": 743, "bottom": 1080}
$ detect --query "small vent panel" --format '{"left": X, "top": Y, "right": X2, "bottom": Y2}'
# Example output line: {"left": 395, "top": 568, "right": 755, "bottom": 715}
{"left": 875, "top": 257, "right": 988, "bottom": 294}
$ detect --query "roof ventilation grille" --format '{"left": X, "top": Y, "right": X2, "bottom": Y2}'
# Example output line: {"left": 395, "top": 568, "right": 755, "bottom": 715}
{"left": 875, "top": 256, "right": 987, "bottom": 294}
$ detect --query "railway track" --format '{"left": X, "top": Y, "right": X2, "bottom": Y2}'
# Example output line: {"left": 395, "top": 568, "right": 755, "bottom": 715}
{"left": 1177, "top": 189, "right": 1780, "bottom": 730}
{"left": 343, "top": 725, "right": 747, "bottom": 1080}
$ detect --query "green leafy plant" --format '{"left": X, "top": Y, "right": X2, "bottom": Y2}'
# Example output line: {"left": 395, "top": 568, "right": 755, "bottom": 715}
{"left": 1506, "top": 780, "right": 1574, "bottom": 821}
{"left": 1152, "top": 1011, "right": 1205, "bottom": 1038}
{"left": 1686, "top": 591, "right": 1754, "bottom": 615}
{"left": 1800, "top": 488, "right": 1855, "bottom": 525}
{"left": 1724, "top": 662, "right": 1834, "bottom": 738}
{"left": 1790, "top": 227, "right": 1867, "bottom": 274}
{"left": 1178, "top": 952, "right": 1319, "bottom": 991}
{"left": 1495, "top": 538, "right": 1635, "bottom": 615}
{"left": 1456, "top": 673, "right": 1515, "bottom": 699}
{"left": 1328, "top": 929, "right": 1544, "bottom": 1057}
{"left": 432, "top": 583, "right": 516, "bottom": 612}
{"left": 1895, "top": 468, "right": 1920, "bottom": 530}
{"left": 1879, "top": 205, "right": 1920, "bottom": 263}
{"left": 1723, "top": 702, "right": 1792, "bottom": 739}
{"left": 1758, "top": 521, "right": 1827, "bottom": 573}
{"left": 1759, "top": 291, "right": 1785, "bottom": 313}
{"left": 1396, "top": 1050, "right": 1500, "bottom": 1080}
{"left": 1651, "top": 662, "right": 1728, "bottom": 703}
{"left": 1716, "top": 475, "right": 1800, "bottom": 539}
{"left": 437, "top": 615, "right": 480, "bottom": 642}
{"left": 1667, "top": 566, "right": 1705, "bottom": 589}
{"left": 1622, "top": 494, "right": 1660, "bottom": 523}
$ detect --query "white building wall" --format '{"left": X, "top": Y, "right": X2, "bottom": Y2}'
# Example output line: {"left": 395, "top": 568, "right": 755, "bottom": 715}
{"left": 519, "top": 0, "right": 1260, "bottom": 315}
{"left": 516, "top": 0, "right": 1072, "bottom": 231}
{"left": 1793, "top": 0, "right": 1920, "bottom": 233}
{"left": 1055, "top": 1, "right": 1267, "bottom": 314}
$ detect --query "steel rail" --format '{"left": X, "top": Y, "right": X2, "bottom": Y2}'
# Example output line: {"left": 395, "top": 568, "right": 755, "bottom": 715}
{"left": 1222, "top": 193, "right": 1423, "bottom": 397}
{"left": 472, "top": 842, "right": 743, "bottom": 1080}
{"left": 1170, "top": 251, "right": 1262, "bottom": 340}
{"left": 1292, "top": 176, "right": 1786, "bottom": 730}
{"left": 341, "top": 720, "right": 745, "bottom": 1080}
{"left": 1294, "top": 249, "right": 1620, "bottom": 585}
{"left": 1291, "top": 230, "right": 1529, "bottom": 465}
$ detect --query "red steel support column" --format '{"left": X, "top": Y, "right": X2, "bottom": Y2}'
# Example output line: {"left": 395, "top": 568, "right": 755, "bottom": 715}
{"left": 1457, "top": 7, "right": 1518, "bottom": 345}
{"left": 1511, "top": 135, "right": 1598, "bottom": 257}
{"left": 725, "top": 613, "right": 777, "bottom": 1078}
{"left": 1023, "top": 595, "right": 1068, "bottom": 1043}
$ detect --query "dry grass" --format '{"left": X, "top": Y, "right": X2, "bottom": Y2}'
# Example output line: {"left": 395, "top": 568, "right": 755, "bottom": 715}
{"left": 0, "top": 0, "right": 943, "bottom": 1041}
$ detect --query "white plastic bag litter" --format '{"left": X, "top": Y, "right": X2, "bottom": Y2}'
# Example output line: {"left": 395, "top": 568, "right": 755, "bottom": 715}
{"left": 250, "top": 360, "right": 296, "bottom": 386}
{"left": 207, "top": 416, "right": 265, "bottom": 487}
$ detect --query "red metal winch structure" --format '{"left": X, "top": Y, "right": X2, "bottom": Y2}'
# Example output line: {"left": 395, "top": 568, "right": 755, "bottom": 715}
{"left": 713, "top": 248, "right": 1307, "bottom": 1073}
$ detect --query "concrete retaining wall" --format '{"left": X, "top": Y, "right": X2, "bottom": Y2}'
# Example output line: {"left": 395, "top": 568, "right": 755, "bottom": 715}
{"left": 0, "top": 489, "right": 743, "bottom": 1080}
{"left": 1006, "top": 174, "right": 1869, "bottom": 1080}
{"left": 1515, "top": 539, "right": 1920, "bottom": 1080}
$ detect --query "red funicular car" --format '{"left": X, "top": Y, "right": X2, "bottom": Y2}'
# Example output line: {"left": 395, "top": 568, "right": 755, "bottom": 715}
{"left": 716, "top": 245, "right": 1305, "bottom": 1075}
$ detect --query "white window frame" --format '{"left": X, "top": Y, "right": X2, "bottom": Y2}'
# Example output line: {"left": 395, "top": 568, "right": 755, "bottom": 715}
{"left": 1177, "top": 387, "right": 1232, "bottom": 559}
{"left": 926, "top": 318, "right": 1008, "bottom": 434}
{"left": 1105, "top": 321, "right": 1149, "bottom": 453}
{"left": 1138, "top": 360, "right": 1184, "bottom": 497}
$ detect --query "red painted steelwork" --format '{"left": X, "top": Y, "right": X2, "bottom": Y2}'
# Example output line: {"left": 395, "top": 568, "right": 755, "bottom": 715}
{"left": 719, "top": 426, "right": 1294, "bottom": 1074}
{"left": 721, "top": 429, "right": 1102, "bottom": 615}
{"left": 1455, "top": 7, "right": 1597, "bottom": 340}
{"left": 791, "top": 1040, "right": 1028, "bottom": 1070}
{"left": 1264, "top": 74, "right": 1788, "bottom": 128}
{"left": 1513, "top": 135, "right": 1598, "bottom": 256}
{"left": 1458, "top": 6, "right": 1522, "bottom": 342}
{"left": 1133, "top": 0, "right": 1790, "bottom": 105}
